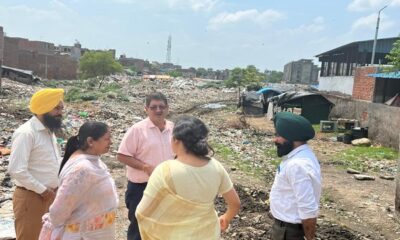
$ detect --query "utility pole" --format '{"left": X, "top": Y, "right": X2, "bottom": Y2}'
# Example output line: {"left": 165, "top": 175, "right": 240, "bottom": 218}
{"left": 166, "top": 35, "right": 171, "bottom": 64}
{"left": 371, "top": 5, "right": 387, "bottom": 65}
{"left": 45, "top": 54, "right": 48, "bottom": 79}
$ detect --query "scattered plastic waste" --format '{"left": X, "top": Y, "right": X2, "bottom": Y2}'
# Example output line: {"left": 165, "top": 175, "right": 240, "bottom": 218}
{"left": 201, "top": 103, "right": 226, "bottom": 109}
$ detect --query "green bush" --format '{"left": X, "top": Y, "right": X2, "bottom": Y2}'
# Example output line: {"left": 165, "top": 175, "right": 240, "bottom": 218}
{"left": 129, "top": 79, "right": 141, "bottom": 86}
{"left": 42, "top": 81, "right": 59, "bottom": 88}
{"left": 64, "top": 88, "right": 82, "bottom": 102}
{"left": 101, "top": 82, "right": 121, "bottom": 93}
{"left": 80, "top": 93, "right": 98, "bottom": 101}
{"left": 65, "top": 87, "right": 99, "bottom": 102}
{"left": 87, "top": 78, "right": 98, "bottom": 87}
{"left": 117, "top": 94, "right": 130, "bottom": 102}
{"left": 199, "top": 81, "right": 223, "bottom": 89}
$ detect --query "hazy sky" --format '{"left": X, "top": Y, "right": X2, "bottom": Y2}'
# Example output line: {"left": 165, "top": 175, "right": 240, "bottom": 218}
{"left": 1, "top": 0, "right": 399, "bottom": 71}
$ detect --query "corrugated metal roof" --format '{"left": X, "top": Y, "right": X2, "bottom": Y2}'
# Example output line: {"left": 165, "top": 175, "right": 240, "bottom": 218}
{"left": 2, "top": 65, "right": 34, "bottom": 75}
{"left": 368, "top": 71, "right": 400, "bottom": 79}
{"left": 315, "top": 37, "right": 399, "bottom": 57}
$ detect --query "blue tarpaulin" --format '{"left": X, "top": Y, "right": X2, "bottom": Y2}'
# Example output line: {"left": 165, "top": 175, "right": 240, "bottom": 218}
{"left": 256, "top": 87, "right": 282, "bottom": 94}
{"left": 368, "top": 71, "right": 400, "bottom": 79}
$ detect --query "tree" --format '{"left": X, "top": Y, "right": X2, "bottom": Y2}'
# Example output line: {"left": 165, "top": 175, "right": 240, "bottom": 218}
{"left": 196, "top": 68, "right": 207, "bottom": 78}
{"left": 224, "top": 67, "right": 243, "bottom": 88}
{"left": 386, "top": 39, "right": 400, "bottom": 71}
{"left": 242, "top": 65, "right": 264, "bottom": 86}
{"left": 79, "top": 51, "right": 123, "bottom": 87}
{"left": 224, "top": 65, "right": 266, "bottom": 88}
{"left": 167, "top": 70, "right": 183, "bottom": 78}
{"left": 265, "top": 70, "right": 283, "bottom": 83}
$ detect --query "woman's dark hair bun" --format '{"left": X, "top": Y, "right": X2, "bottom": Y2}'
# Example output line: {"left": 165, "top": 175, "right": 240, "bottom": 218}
{"left": 173, "top": 116, "right": 212, "bottom": 157}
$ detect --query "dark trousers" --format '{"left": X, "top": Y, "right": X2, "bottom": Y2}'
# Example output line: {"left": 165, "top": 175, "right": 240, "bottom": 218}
{"left": 271, "top": 218, "right": 305, "bottom": 240}
{"left": 125, "top": 181, "right": 147, "bottom": 240}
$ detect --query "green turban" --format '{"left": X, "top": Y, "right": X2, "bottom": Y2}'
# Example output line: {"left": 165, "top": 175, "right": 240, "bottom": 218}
{"left": 274, "top": 112, "right": 315, "bottom": 142}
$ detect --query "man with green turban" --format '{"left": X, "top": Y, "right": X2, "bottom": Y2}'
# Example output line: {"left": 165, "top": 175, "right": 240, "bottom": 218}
{"left": 269, "top": 112, "right": 321, "bottom": 240}
{"left": 8, "top": 88, "right": 64, "bottom": 240}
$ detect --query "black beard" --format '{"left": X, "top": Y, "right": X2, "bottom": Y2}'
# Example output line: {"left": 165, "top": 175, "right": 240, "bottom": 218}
{"left": 276, "top": 140, "right": 294, "bottom": 157}
{"left": 43, "top": 113, "right": 63, "bottom": 132}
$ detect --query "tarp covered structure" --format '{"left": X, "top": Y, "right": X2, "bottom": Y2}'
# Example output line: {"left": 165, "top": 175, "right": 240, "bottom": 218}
{"left": 256, "top": 87, "right": 282, "bottom": 95}
{"left": 238, "top": 88, "right": 283, "bottom": 116}
{"left": 257, "top": 88, "right": 282, "bottom": 113}
{"left": 271, "top": 91, "right": 334, "bottom": 124}
{"left": 1, "top": 65, "right": 40, "bottom": 84}
{"left": 238, "top": 91, "right": 264, "bottom": 116}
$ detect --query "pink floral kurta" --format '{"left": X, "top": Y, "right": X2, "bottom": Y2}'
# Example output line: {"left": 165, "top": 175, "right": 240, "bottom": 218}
{"left": 39, "top": 154, "right": 119, "bottom": 240}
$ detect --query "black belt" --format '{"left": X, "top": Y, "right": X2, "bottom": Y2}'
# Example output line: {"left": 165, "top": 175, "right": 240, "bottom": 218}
{"left": 274, "top": 218, "right": 303, "bottom": 229}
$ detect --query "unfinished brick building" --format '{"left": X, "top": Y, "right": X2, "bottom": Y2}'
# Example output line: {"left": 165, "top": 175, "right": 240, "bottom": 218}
{"left": 0, "top": 26, "right": 78, "bottom": 80}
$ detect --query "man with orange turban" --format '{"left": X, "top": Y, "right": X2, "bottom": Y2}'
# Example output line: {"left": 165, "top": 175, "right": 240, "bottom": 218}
{"left": 8, "top": 88, "right": 65, "bottom": 240}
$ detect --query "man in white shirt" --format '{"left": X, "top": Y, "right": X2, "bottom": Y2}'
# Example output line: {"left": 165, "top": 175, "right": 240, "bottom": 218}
{"left": 269, "top": 112, "right": 321, "bottom": 240}
{"left": 7, "top": 88, "right": 64, "bottom": 240}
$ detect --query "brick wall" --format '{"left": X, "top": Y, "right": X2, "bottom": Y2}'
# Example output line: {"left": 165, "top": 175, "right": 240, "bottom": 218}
{"left": 3, "top": 36, "right": 77, "bottom": 79}
{"left": 3, "top": 37, "right": 19, "bottom": 67}
{"left": 352, "top": 66, "right": 377, "bottom": 101}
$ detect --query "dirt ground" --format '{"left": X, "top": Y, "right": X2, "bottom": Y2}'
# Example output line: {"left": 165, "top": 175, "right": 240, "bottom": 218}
{"left": 107, "top": 110, "right": 399, "bottom": 240}
{"left": 218, "top": 115, "right": 399, "bottom": 240}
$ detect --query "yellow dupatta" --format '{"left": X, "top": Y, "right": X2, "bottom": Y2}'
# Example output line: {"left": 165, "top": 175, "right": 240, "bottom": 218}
{"left": 136, "top": 162, "right": 220, "bottom": 240}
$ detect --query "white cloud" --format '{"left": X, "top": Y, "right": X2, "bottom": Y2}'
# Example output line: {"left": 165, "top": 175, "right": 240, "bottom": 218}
{"left": 347, "top": 0, "right": 400, "bottom": 12}
{"left": 276, "top": 17, "right": 325, "bottom": 37}
{"left": 208, "top": 9, "right": 284, "bottom": 30}
{"left": 110, "top": 0, "right": 137, "bottom": 4}
{"left": 351, "top": 13, "right": 394, "bottom": 31}
{"left": 50, "top": 0, "right": 77, "bottom": 15}
{"left": 166, "top": 0, "right": 218, "bottom": 11}
{"left": 0, "top": 4, "right": 60, "bottom": 21}
{"left": 293, "top": 16, "right": 325, "bottom": 33}
{"left": 391, "top": 0, "right": 400, "bottom": 6}
{"left": 109, "top": 0, "right": 217, "bottom": 11}
{"left": 190, "top": 0, "right": 218, "bottom": 11}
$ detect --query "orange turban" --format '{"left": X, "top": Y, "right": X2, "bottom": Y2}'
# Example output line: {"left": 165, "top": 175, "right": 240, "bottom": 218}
{"left": 29, "top": 88, "right": 65, "bottom": 115}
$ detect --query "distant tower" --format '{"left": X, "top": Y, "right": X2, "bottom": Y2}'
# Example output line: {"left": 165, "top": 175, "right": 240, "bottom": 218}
{"left": 166, "top": 35, "right": 171, "bottom": 63}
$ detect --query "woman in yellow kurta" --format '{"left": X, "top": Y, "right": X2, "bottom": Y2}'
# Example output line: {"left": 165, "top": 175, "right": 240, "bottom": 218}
{"left": 136, "top": 116, "right": 241, "bottom": 240}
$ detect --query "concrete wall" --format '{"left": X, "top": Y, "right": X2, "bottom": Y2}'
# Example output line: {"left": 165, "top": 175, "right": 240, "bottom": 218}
{"left": 319, "top": 76, "right": 354, "bottom": 95}
{"left": 326, "top": 95, "right": 400, "bottom": 150}
{"left": 284, "top": 59, "right": 319, "bottom": 85}
{"left": 301, "top": 62, "right": 312, "bottom": 84}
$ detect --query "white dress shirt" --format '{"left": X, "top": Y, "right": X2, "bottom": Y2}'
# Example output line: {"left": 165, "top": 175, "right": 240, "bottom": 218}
{"left": 7, "top": 116, "right": 61, "bottom": 194}
{"left": 270, "top": 144, "right": 322, "bottom": 224}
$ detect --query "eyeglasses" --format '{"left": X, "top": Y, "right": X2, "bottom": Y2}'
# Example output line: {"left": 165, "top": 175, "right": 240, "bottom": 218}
{"left": 148, "top": 105, "right": 167, "bottom": 111}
